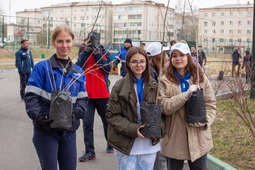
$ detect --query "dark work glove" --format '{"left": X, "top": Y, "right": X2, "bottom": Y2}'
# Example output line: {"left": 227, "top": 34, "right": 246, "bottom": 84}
{"left": 85, "top": 43, "right": 93, "bottom": 53}
{"left": 112, "top": 62, "right": 117, "bottom": 71}
{"left": 72, "top": 109, "right": 82, "bottom": 119}
{"left": 19, "top": 71, "right": 25, "bottom": 76}
{"left": 37, "top": 117, "right": 53, "bottom": 131}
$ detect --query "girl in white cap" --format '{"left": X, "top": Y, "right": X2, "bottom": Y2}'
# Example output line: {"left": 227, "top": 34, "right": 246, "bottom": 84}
{"left": 158, "top": 42, "right": 216, "bottom": 170}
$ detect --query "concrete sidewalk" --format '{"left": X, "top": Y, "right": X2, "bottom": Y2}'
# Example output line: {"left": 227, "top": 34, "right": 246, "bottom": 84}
{"left": 0, "top": 72, "right": 117, "bottom": 170}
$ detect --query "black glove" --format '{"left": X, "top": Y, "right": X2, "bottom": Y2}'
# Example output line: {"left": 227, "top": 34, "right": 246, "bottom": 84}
{"left": 37, "top": 117, "right": 53, "bottom": 131}
{"left": 85, "top": 43, "right": 93, "bottom": 53}
{"left": 112, "top": 62, "right": 117, "bottom": 71}
{"left": 72, "top": 109, "right": 82, "bottom": 119}
{"left": 19, "top": 71, "right": 25, "bottom": 76}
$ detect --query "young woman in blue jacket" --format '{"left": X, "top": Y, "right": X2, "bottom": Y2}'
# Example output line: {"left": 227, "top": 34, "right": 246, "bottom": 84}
{"left": 24, "top": 25, "right": 88, "bottom": 170}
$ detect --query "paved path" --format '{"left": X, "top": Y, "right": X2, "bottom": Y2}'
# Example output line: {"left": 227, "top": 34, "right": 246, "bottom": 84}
{"left": 0, "top": 72, "right": 196, "bottom": 170}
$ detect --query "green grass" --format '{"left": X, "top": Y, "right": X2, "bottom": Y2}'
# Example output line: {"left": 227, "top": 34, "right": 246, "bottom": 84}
{"left": 210, "top": 100, "right": 255, "bottom": 169}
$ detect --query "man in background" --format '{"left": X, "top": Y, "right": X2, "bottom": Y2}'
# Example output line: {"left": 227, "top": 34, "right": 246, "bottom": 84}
{"left": 78, "top": 38, "right": 88, "bottom": 55}
{"left": 112, "top": 38, "right": 133, "bottom": 77}
{"left": 15, "top": 39, "right": 34, "bottom": 100}
{"left": 198, "top": 45, "right": 207, "bottom": 66}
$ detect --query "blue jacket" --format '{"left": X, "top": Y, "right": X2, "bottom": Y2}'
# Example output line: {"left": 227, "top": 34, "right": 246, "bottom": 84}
{"left": 24, "top": 54, "right": 88, "bottom": 133}
{"left": 15, "top": 47, "right": 34, "bottom": 73}
{"left": 113, "top": 46, "right": 132, "bottom": 77}
{"left": 76, "top": 45, "right": 111, "bottom": 94}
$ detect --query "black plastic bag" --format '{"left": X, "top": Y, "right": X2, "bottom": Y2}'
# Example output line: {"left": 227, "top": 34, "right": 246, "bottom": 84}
{"left": 185, "top": 89, "right": 207, "bottom": 124}
{"left": 50, "top": 90, "right": 73, "bottom": 130}
{"left": 140, "top": 103, "right": 162, "bottom": 139}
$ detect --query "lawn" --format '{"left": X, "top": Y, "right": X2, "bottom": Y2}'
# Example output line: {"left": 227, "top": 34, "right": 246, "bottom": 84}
{"left": 210, "top": 100, "right": 255, "bottom": 169}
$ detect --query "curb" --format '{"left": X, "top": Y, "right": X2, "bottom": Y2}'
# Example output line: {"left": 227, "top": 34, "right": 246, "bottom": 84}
{"left": 0, "top": 69, "right": 18, "bottom": 73}
{"left": 207, "top": 154, "right": 236, "bottom": 170}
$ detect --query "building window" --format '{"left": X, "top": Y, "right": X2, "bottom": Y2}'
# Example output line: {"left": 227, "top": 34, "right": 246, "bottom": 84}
{"left": 114, "top": 7, "right": 127, "bottom": 12}
{"left": 238, "top": 30, "right": 242, "bottom": 34}
{"left": 74, "top": 24, "right": 76, "bottom": 27}
{"left": 204, "top": 13, "right": 208, "bottom": 17}
{"left": 113, "top": 15, "right": 128, "bottom": 20}
{"left": 128, "top": 14, "right": 142, "bottom": 19}
{"left": 128, "top": 6, "right": 142, "bottom": 12}
{"left": 221, "top": 12, "right": 224, "bottom": 17}
{"left": 238, "top": 11, "right": 242, "bottom": 17}
{"left": 212, "top": 21, "right": 216, "bottom": 26}
{"left": 230, "top": 21, "right": 233, "bottom": 25}
{"left": 229, "top": 30, "right": 233, "bottom": 34}
{"left": 114, "top": 23, "right": 127, "bottom": 27}
{"left": 247, "top": 30, "right": 251, "bottom": 34}
{"left": 60, "top": 10, "right": 63, "bottom": 13}
{"left": 248, "top": 21, "right": 252, "bottom": 26}
{"left": 212, "top": 12, "right": 216, "bottom": 17}
{"left": 229, "top": 39, "right": 233, "bottom": 43}
{"left": 238, "top": 21, "right": 242, "bottom": 26}
{"left": 221, "top": 21, "right": 224, "bottom": 26}
{"left": 129, "top": 22, "right": 142, "bottom": 27}
{"left": 74, "top": 9, "right": 76, "bottom": 13}
{"left": 204, "top": 21, "right": 207, "bottom": 26}
{"left": 220, "top": 38, "right": 224, "bottom": 43}
{"left": 238, "top": 39, "right": 242, "bottom": 43}
{"left": 248, "top": 11, "right": 252, "bottom": 16}
{"left": 212, "top": 38, "right": 215, "bottom": 42}
{"left": 67, "top": 10, "right": 70, "bottom": 13}
{"left": 220, "top": 30, "right": 224, "bottom": 34}
{"left": 74, "top": 17, "right": 76, "bottom": 21}
{"left": 204, "top": 38, "right": 208, "bottom": 42}
{"left": 247, "top": 39, "right": 251, "bottom": 42}
{"left": 230, "top": 12, "right": 233, "bottom": 17}
{"left": 81, "top": 9, "right": 84, "bottom": 13}
{"left": 212, "top": 30, "right": 216, "bottom": 34}
{"left": 204, "top": 30, "right": 207, "bottom": 34}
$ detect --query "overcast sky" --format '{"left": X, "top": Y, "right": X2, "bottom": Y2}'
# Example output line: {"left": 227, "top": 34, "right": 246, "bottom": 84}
{"left": 1, "top": 0, "right": 251, "bottom": 16}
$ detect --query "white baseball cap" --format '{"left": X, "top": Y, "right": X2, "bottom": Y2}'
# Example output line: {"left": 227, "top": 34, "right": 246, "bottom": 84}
{"left": 146, "top": 42, "right": 169, "bottom": 57}
{"left": 169, "top": 42, "right": 191, "bottom": 56}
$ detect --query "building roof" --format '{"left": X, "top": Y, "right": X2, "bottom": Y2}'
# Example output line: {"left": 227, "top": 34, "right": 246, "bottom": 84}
{"left": 115, "top": 0, "right": 169, "bottom": 8}
{"left": 41, "top": 1, "right": 112, "bottom": 9}
{"left": 16, "top": 8, "right": 42, "bottom": 13}
{"left": 199, "top": 3, "right": 253, "bottom": 10}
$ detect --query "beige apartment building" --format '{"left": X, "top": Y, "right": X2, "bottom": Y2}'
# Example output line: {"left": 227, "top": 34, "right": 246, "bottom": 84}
{"left": 198, "top": 3, "right": 253, "bottom": 54}
{"left": 112, "top": 0, "right": 175, "bottom": 44}
{"left": 15, "top": 8, "right": 43, "bottom": 44}
{"left": 40, "top": 1, "right": 113, "bottom": 45}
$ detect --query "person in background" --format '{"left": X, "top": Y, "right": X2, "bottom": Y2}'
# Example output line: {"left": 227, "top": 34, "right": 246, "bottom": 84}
{"left": 191, "top": 46, "right": 197, "bottom": 58}
{"left": 146, "top": 42, "right": 167, "bottom": 83}
{"left": 76, "top": 32, "right": 113, "bottom": 162}
{"left": 158, "top": 42, "right": 216, "bottom": 170}
{"left": 167, "top": 40, "right": 177, "bottom": 57}
{"left": 78, "top": 38, "right": 88, "bottom": 55}
{"left": 232, "top": 48, "right": 241, "bottom": 77}
{"left": 24, "top": 25, "right": 88, "bottom": 170}
{"left": 112, "top": 38, "right": 133, "bottom": 77}
{"left": 198, "top": 45, "right": 206, "bottom": 66}
{"left": 242, "top": 50, "right": 252, "bottom": 83}
{"left": 141, "top": 42, "right": 146, "bottom": 49}
{"left": 146, "top": 42, "right": 168, "bottom": 170}
{"left": 15, "top": 39, "right": 34, "bottom": 100}
{"left": 106, "top": 47, "right": 162, "bottom": 170}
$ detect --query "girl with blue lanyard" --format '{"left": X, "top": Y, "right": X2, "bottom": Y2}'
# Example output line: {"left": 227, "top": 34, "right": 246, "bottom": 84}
{"left": 158, "top": 42, "right": 216, "bottom": 170}
{"left": 106, "top": 47, "right": 163, "bottom": 170}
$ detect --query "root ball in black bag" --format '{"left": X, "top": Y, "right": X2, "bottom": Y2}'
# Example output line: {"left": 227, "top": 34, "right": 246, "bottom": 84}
{"left": 140, "top": 103, "right": 162, "bottom": 139}
{"left": 50, "top": 90, "right": 73, "bottom": 130}
{"left": 185, "top": 89, "right": 207, "bottom": 124}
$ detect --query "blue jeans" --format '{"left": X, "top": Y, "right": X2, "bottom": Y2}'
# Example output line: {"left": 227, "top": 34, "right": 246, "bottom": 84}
{"left": 83, "top": 98, "right": 111, "bottom": 153}
{"left": 116, "top": 152, "right": 157, "bottom": 170}
{"left": 33, "top": 128, "right": 77, "bottom": 170}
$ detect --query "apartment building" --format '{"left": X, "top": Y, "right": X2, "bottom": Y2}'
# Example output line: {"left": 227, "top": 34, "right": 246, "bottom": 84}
{"left": 15, "top": 8, "right": 43, "bottom": 44}
{"left": 198, "top": 2, "right": 253, "bottom": 54}
{"left": 40, "top": 1, "right": 113, "bottom": 45}
{"left": 112, "top": 0, "right": 175, "bottom": 43}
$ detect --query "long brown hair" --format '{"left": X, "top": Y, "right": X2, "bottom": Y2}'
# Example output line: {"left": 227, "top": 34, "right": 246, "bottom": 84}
{"left": 151, "top": 51, "right": 166, "bottom": 75}
{"left": 165, "top": 53, "right": 204, "bottom": 84}
{"left": 125, "top": 47, "right": 150, "bottom": 103}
